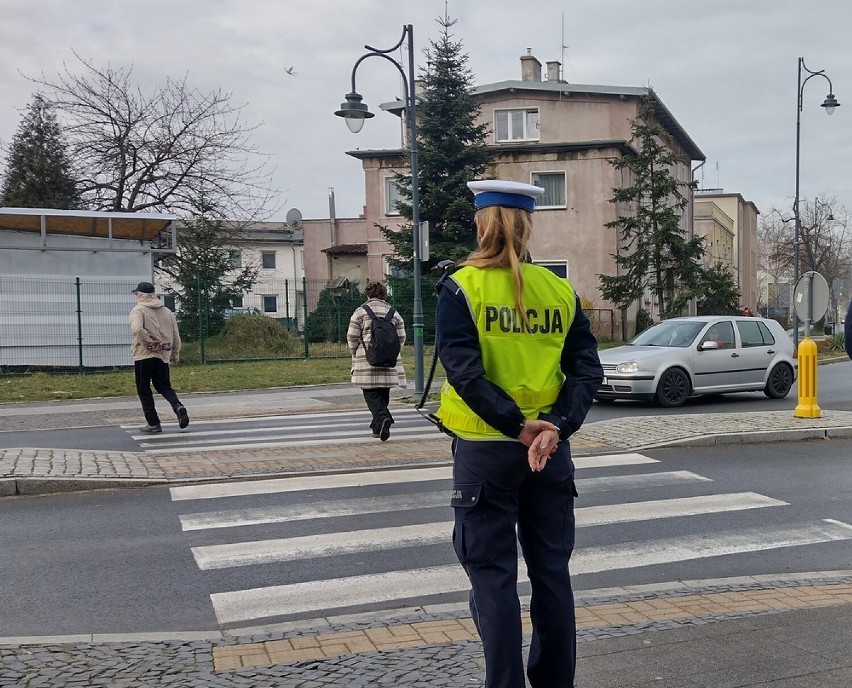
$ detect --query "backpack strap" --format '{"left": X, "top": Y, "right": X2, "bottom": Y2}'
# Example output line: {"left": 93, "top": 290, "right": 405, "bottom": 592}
{"left": 358, "top": 303, "right": 381, "bottom": 352}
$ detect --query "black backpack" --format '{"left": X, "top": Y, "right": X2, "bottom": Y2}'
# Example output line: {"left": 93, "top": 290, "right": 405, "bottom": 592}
{"left": 360, "top": 304, "right": 401, "bottom": 367}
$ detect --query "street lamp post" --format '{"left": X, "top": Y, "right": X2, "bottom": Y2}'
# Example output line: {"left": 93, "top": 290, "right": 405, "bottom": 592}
{"left": 335, "top": 24, "right": 424, "bottom": 396}
{"left": 793, "top": 57, "right": 839, "bottom": 351}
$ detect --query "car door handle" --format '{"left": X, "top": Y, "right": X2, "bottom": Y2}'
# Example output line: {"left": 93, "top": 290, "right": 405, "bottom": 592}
{"left": 731, "top": 352, "right": 739, "bottom": 358}
{"left": 767, "top": 349, "right": 775, "bottom": 354}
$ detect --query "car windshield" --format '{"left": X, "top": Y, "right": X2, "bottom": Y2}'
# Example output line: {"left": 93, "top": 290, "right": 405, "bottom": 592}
{"left": 629, "top": 320, "right": 706, "bottom": 348}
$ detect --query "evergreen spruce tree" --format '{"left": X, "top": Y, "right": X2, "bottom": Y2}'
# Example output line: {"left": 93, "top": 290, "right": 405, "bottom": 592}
{"left": 1, "top": 94, "right": 80, "bottom": 208}
{"left": 697, "top": 263, "right": 741, "bottom": 315}
{"left": 599, "top": 95, "right": 705, "bottom": 319}
{"left": 159, "top": 213, "right": 259, "bottom": 340}
{"left": 382, "top": 13, "right": 493, "bottom": 272}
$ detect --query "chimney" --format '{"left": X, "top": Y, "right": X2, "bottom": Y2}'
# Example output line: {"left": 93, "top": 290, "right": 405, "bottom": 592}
{"left": 546, "top": 60, "right": 561, "bottom": 82}
{"left": 520, "top": 48, "right": 542, "bottom": 82}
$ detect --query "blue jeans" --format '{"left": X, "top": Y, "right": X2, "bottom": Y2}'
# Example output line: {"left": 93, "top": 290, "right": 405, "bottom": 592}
{"left": 451, "top": 438, "right": 577, "bottom": 688}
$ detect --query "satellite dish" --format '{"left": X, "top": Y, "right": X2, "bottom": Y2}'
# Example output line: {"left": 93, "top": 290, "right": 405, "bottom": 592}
{"left": 286, "top": 207, "right": 303, "bottom": 229}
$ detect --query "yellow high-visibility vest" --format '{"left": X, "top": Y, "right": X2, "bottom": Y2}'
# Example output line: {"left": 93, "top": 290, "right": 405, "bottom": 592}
{"left": 437, "top": 264, "right": 577, "bottom": 439}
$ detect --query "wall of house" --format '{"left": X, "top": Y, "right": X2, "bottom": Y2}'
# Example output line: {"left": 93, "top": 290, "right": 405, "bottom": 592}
{"left": 697, "top": 193, "right": 760, "bottom": 311}
{"left": 694, "top": 200, "right": 735, "bottom": 269}
{"left": 302, "top": 216, "right": 372, "bottom": 284}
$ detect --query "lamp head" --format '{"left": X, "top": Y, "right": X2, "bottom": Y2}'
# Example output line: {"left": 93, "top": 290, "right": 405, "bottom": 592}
{"left": 334, "top": 91, "right": 375, "bottom": 133}
{"left": 821, "top": 93, "right": 840, "bottom": 115}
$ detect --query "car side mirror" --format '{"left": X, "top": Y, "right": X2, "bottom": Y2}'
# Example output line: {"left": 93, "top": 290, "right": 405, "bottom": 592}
{"left": 699, "top": 340, "right": 719, "bottom": 351}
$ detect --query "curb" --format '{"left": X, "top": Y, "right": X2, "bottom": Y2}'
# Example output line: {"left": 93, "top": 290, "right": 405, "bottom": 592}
{"left": 3, "top": 571, "right": 850, "bottom": 648}
{"left": 633, "top": 425, "right": 852, "bottom": 451}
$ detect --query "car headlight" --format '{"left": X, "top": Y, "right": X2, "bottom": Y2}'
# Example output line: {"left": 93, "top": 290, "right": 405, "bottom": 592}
{"left": 616, "top": 361, "right": 639, "bottom": 374}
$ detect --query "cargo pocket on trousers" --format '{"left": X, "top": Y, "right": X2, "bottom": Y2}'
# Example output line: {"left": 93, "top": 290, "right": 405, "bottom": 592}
{"left": 451, "top": 483, "right": 494, "bottom": 565}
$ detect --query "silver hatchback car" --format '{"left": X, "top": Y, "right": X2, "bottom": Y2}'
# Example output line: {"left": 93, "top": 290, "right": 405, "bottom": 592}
{"left": 595, "top": 316, "right": 797, "bottom": 407}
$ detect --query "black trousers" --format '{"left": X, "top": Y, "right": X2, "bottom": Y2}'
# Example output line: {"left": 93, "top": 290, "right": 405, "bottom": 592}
{"left": 361, "top": 388, "right": 393, "bottom": 432}
{"left": 451, "top": 437, "right": 577, "bottom": 688}
{"left": 134, "top": 357, "right": 182, "bottom": 426}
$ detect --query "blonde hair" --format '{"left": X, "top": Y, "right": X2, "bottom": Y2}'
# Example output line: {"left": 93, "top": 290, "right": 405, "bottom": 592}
{"left": 462, "top": 205, "right": 533, "bottom": 326}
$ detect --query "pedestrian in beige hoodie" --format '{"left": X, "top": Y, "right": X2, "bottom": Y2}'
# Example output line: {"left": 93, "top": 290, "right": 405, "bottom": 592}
{"left": 129, "top": 281, "right": 189, "bottom": 433}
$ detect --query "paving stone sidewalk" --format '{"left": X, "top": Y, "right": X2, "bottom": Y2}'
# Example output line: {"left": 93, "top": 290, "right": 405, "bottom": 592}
{"left": 4, "top": 407, "right": 852, "bottom": 497}
{"left": 3, "top": 573, "right": 852, "bottom": 687}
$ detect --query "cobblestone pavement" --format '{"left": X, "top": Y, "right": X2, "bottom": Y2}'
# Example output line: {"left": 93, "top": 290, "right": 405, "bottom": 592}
{"left": 4, "top": 407, "right": 852, "bottom": 496}
{"left": 3, "top": 574, "right": 852, "bottom": 686}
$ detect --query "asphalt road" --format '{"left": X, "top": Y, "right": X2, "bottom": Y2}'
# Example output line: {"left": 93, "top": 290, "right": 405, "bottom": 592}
{"left": 3, "top": 439, "right": 851, "bottom": 637}
{"left": 2, "top": 360, "right": 851, "bottom": 452}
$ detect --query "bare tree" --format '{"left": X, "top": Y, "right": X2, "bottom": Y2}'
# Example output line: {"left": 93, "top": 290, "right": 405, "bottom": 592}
{"left": 30, "top": 52, "right": 278, "bottom": 218}
{"left": 757, "top": 209, "right": 794, "bottom": 318}
{"left": 759, "top": 195, "right": 852, "bottom": 324}
{"left": 798, "top": 196, "right": 852, "bottom": 324}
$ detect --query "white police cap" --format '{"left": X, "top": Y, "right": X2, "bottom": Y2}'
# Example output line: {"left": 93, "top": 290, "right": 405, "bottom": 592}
{"left": 467, "top": 179, "right": 545, "bottom": 212}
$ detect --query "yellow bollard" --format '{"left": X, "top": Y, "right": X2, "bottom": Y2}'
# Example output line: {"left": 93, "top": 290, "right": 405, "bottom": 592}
{"left": 794, "top": 336, "right": 820, "bottom": 418}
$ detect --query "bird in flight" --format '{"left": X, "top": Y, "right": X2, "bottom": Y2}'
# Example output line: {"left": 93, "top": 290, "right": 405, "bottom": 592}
{"left": 284, "top": 66, "right": 297, "bottom": 76}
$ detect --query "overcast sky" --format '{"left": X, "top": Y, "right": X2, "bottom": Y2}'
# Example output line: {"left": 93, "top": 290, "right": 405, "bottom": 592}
{"left": 2, "top": 0, "right": 851, "bottom": 225}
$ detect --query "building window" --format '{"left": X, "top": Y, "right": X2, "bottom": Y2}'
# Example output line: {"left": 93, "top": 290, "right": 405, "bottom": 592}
{"left": 535, "top": 261, "right": 569, "bottom": 279}
{"left": 161, "top": 293, "right": 177, "bottom": 311}
{"left": 385, "top": 176, "right": 406, "bottom": 216}
{"left": 263, "top": 295, "right": 278, "bottom": 313}
{"left": 228, "top": 250, "right": 242, "bottom": 269}
{"left": 261, "top": 251, "right": 276, "bottom": 269}
{"left": 231, "top": 295, "right": 244, "bottom": 308}
{"left": 531, "top": 172, "right": 566, "bottom": 208}
{"left": 495, "top": 108, "right": 539, "bottom": 142}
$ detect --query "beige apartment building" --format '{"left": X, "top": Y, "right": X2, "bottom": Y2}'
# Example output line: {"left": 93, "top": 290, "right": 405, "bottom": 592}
{"left": 312, "top": 51, "right": 707, "bottom": 338}
{"left": 306, "top": 51, "right": 762, "bottom": 337}
{"left": 694, "top": 190, "right": 760, "bottom": 312}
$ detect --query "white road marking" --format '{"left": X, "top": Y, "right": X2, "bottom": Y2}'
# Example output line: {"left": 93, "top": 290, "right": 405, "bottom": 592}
{"left": 179, "top": 491, "right": 449, "bottom": 531}
{"left": 210, "top": 519, "right": 852, "bottom": 624}
{"left": 170, "top": 453, "right": 659, "bottom": 501}
{"left": 190, "top": 493, "right": 787, "bottom": 570}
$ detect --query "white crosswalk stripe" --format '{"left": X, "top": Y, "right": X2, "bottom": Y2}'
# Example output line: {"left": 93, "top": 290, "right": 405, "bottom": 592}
{"left": 209, "top": 519, "right": 852, "bottom": 624}
{"left": 124, "top": 407, "right": 443, "bottom": 453}
{"left": 189, "top": 493, "right": 786, "bottom": 571}
{"left": 171, "top": 454, "right": 852, "bottom": 627}
{"left": 168, "top": 453, "right": 658, "bottom": 501}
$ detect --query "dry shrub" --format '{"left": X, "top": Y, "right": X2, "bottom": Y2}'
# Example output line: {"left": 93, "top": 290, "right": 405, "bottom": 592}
{"left": 218, "top": 314, "right": 298, "bottom": 355}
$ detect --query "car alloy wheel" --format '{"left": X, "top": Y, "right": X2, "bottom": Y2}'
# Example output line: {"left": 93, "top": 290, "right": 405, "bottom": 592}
{"left": 764, "top": 363, "right": 794, "bottom": 399}
{"left": 656, "top": 368, "right": 690, "bottom": 407}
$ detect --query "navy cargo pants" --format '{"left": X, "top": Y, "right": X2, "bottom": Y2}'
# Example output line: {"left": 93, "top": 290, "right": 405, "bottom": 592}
{"left": 451, "top": 437, "right": 577, "bottom": 688}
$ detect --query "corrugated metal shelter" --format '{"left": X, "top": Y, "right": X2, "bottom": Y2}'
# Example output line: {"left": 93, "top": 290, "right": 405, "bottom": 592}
{"left": 0, "top": 208, "right": 177, "bottom": 369}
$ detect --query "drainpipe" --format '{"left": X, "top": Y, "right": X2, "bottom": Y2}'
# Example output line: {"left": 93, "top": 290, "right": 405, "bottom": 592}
{"left": 690, "top": 160, "right": 706, "bottom": 316}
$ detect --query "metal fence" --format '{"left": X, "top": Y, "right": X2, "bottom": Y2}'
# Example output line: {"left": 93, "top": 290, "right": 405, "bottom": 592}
{"left": 0, "top": 275, "right": 137, "bottom": 371}
{"left": 0, "top": 275, "right": 615, "bottom": 371}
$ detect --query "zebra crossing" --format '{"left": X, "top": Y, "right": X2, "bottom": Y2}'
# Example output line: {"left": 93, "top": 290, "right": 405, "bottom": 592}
{"left": 169, "top": 452, "right": 852, "bottom": 628}
{"left": 123, "top": 407, "right": 439, "bottom": 453}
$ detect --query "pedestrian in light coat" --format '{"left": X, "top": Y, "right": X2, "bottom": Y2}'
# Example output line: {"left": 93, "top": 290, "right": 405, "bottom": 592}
{"left": 129, "top": 281, "right": 189, "bottom": 434}
{"left": 347, "top": 281, "right": 407, "bottom": 441}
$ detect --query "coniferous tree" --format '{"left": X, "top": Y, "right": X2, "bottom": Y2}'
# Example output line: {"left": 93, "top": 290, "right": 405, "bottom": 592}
{"left": 159, "top": 212, "right": 260, "bottom": 340}
{"left": 382, "top": 13, "right": 493, "bottom": 272}
{"left": 697, "top": 263, "right": 741, "bottom": 315}
{"left": 599, "top": 95, "right": 705, "bottom": 319}
{"left": 1, "top": 94, "right": 80, "bottom": 208}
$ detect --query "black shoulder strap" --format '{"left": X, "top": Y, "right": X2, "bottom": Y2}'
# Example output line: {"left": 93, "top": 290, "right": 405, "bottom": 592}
{"left": 361, "top": 303, "right": 376, "bottom": 319}
{"left": 384, "top": 307, "right": 396, "bottom": 321}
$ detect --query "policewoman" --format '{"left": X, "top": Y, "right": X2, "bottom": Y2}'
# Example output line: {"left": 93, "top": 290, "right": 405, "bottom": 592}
{"left": 436, "top": 180, "right": 603, "bottom": 688}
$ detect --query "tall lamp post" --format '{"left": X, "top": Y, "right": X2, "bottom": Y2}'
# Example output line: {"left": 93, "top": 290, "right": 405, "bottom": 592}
{"left": 335, "top": 24, "right": 424, "bottom": 397}
{"left": 793, "top": 57, "right": 839, "bottom": 351}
